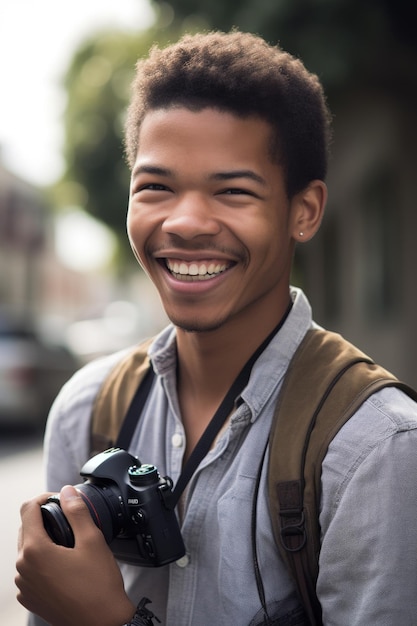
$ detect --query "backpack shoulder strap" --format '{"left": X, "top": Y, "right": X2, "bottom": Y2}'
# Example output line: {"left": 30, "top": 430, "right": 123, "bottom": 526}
{"left": 90, "top": 336, "right": 154, "bottom": 456}
{"left": 268, "top": 328, "right": 417, "bottom": 625}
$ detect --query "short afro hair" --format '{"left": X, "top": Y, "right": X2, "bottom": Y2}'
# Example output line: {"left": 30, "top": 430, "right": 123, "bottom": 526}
{"left": 125, "top": 30, "right": 332, "bottom": 198}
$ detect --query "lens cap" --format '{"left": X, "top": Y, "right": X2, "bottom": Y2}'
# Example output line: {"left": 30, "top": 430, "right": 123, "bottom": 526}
{"left": 41, "top": 500, "right": 75, "bottom": 547}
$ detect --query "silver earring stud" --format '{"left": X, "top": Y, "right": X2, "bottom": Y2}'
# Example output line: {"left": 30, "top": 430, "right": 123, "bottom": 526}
{"left": 299, "top": 232, "right": 304, "bottom": 237}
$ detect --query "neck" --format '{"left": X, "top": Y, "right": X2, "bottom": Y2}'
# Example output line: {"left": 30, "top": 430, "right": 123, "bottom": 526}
{"left": 176, "top": 297, "right": 291, "bottom": 403}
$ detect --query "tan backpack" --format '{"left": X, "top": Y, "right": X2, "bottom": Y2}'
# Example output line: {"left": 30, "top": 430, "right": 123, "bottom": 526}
{"left": 90, "top": 328, "right": 417, "bottom": 625}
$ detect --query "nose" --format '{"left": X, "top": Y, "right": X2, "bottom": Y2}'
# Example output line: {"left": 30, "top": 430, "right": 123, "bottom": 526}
{"left": 161, "top": 193, "right": 221, "bottom": 240}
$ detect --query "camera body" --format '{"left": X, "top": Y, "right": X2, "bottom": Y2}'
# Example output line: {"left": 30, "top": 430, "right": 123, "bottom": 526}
{"left": 41, "top": 447, "right": 186, "bottom": 567}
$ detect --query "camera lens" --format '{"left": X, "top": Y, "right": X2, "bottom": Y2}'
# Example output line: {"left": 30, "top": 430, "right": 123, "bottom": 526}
{"left": 78, "top": 484, "right": 121, "bottom": 543}
{"left": 41, "top": 483, "right": 124, "bottom": 547}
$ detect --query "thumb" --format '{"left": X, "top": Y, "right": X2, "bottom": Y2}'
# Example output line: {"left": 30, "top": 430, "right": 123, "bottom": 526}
{"left": 59, "top": 485, "right": 103, "bottom": 546}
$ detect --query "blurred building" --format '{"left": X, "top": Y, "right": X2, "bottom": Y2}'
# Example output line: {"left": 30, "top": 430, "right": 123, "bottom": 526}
{"left": 0, "top": 161, "right": 45, "bottom": 317}
{"left": 0, "top": 159, "right": 107, "bottom": 334}
{"left": 299, "top": 89, "right": 417, "bottom": 386}
{"left": 0, "top": 161, "right": 83, "bottom": 426}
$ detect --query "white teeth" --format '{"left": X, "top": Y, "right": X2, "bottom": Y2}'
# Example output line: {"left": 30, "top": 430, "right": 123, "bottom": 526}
{"left": 166, "top": 260, "right": 228, "bottom": 281}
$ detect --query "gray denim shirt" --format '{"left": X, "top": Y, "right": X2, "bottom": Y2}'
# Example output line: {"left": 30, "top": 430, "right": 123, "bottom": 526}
{"left": 30, "top": 288, "right": 417, "bottom": 626}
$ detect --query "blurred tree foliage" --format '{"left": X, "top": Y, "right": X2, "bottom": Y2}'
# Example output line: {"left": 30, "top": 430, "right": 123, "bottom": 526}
{"left": 52, "top": 25, "right": 179, "bottom": 264}
{"left": 54, "top": 0, "right": 416, "bottom": 267}
{"left": 154, "top": 0, "right": 416, "bottom": 93}
{"left": 62, "top": 32, "right": 138, "bottom": 235}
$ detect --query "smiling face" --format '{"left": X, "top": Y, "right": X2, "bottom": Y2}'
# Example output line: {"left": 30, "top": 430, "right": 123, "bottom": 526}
{"left": 127, "top": 107, "right": 304, "bottom": 335}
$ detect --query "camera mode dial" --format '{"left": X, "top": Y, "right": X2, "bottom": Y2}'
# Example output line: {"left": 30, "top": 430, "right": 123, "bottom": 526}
{"left": 128, "top": 464, "right": 159, "bottom": 486}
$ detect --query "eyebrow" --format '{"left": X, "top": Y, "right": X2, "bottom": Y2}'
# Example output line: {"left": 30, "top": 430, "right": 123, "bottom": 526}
{"left": 131, "top": 164, "right": 173, "bottom": 179}
{"left": 131, "top": 164, "right": 267, "bottom": 187}
{"left": 209, "top": 170, "right": 267, "bottom": 186}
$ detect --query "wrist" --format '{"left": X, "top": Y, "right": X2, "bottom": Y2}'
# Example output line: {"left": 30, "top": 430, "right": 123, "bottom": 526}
{"left": 117, "top": 599, "right": 136, "bottom": 626}
{"left": 122, "top": 598, "right": 160, "bottom": 626}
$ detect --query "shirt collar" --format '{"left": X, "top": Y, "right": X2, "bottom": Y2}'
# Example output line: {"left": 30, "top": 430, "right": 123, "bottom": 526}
{"left": 240, "top": 287, "right": 314, "bottom": 419}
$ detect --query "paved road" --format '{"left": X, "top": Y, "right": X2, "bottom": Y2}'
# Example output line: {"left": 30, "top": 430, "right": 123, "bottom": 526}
{"left": 0, "top": 430, "right": 45, "bottom": 626}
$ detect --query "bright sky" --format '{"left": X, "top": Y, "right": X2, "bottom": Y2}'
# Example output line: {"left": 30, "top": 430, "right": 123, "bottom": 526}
{"left": 0, "top": 0, "right": 155, "bottom": 187}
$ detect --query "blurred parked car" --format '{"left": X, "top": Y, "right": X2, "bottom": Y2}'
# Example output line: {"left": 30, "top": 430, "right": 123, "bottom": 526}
{"left": 0, "top": 315, "right": 80, "bottom": 429}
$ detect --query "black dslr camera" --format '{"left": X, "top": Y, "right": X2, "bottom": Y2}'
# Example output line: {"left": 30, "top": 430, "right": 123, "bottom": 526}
{"left": 40, "top": 448, "right": 186, "bottom": 567}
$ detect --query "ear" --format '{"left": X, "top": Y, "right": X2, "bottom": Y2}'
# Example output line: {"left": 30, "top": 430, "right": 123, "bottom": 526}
{"left": 289, "top": 180, "right": 327, "bottom": 242}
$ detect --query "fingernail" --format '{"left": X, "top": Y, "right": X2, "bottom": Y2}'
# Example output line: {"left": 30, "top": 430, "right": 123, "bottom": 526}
{"left": 60, "top": 485, "right": 80, "bottom": 501}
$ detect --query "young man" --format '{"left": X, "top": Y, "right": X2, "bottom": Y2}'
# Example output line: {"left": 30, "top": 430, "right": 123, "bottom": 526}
{"left": 16, "top": 31, "right": 417, "bottom": 626}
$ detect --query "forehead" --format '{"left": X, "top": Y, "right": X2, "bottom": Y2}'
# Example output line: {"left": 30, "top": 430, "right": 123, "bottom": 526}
{"left": 135, "top": 107, "right": 276, "bottom": 166}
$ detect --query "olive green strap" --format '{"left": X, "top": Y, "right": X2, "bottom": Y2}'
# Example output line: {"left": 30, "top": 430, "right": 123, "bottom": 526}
{"left": 90, "top": 337, "right": 154, "bottom": 456}
{"left": 268, "top": 328, "right": 416, "bottom": 624}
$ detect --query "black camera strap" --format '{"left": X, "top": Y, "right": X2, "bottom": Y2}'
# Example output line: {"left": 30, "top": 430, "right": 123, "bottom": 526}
{"left": 117, "top": 301, "right": 292, "bottom": 510}
{"left": 116, "top": 366, "right": 156, "bottom": 450}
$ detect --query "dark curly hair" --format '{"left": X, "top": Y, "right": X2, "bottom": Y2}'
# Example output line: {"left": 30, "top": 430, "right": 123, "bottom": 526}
{"left": 124, "top": 30, "right": 332, "bottom": 198}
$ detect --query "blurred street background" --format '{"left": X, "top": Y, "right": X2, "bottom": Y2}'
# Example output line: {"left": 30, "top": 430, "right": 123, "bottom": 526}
{"left": 0, "top": 429, "right": 43, "bottom": 625}
{"left": 1, "top": 0, "right": 417, "bottom": 623}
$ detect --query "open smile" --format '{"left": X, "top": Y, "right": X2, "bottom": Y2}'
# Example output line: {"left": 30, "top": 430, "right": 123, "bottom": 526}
{"left": 165, "top": 258, "right": 233, "bottom": 282}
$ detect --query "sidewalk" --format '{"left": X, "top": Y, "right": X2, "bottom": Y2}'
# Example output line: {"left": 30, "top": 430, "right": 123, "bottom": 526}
{"left": 0, "top": 444, "right": 44, "bottom": 626}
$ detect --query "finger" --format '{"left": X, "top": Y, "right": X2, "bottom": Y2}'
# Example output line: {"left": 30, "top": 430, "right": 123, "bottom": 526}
{"left": 19, "top": 492, "right": 55, "bottom": 547}
{"left": 59, "top": 485, "right": 106, "bottom": 547}
{"left": 20, "top": 491, "right": 54, "bottom": 518}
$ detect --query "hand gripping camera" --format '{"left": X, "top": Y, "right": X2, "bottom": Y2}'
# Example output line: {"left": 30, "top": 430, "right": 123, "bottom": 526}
{"left": 40, "top": 448, "right": 186, "bottom": 567}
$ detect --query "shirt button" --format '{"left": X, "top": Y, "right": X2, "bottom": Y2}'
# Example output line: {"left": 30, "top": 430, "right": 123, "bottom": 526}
{"left": 176, "top": 554, "right": 190, "bottom": 568}
{"left": 172, "top": 433, "right": 183, "bottom": 448}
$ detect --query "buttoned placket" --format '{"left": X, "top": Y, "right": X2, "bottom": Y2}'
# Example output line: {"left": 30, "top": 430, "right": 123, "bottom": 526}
{"left": 166, "top": 401, "right": 254, "bottom": 624}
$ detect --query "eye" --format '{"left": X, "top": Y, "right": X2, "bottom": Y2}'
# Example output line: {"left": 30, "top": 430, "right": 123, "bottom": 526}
{"left": 224, "top": 188, "right": 248, "bottom": 195}
{"left": 219, "top": 187, "right": 260, "bottom": 199}
{"left": 139, "top": 183, "right": 170, "bottom": 192}
{"left": 131, "top": 182, "right": 173, "bottom": 198}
